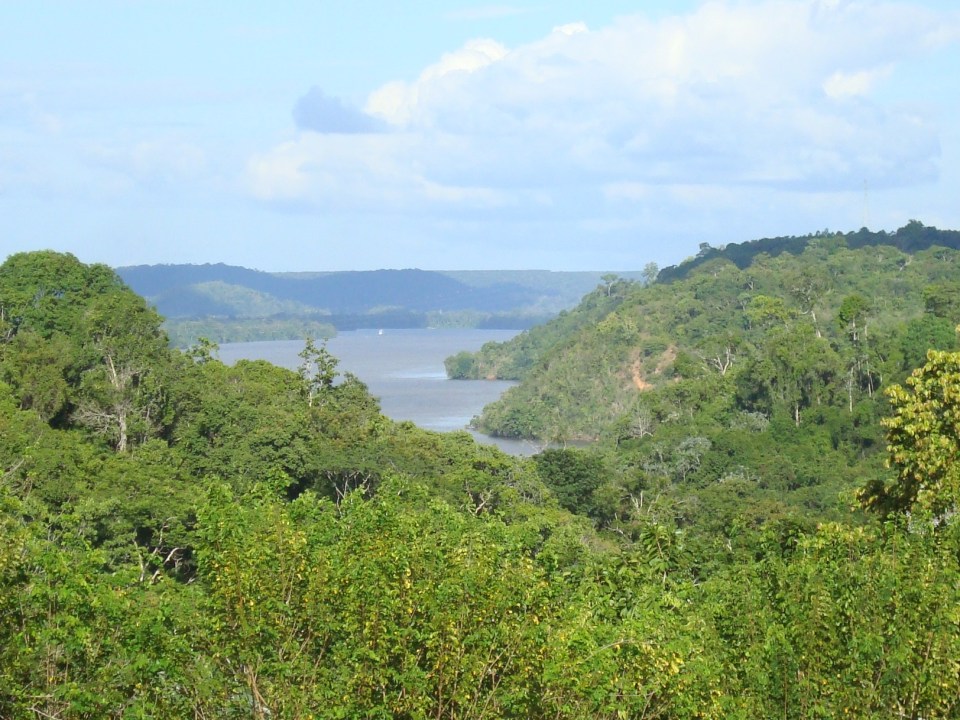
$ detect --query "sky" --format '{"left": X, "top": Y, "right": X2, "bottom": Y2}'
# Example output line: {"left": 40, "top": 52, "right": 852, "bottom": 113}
{"left": 2, "top": 0, "right": 960, "bottom": 272}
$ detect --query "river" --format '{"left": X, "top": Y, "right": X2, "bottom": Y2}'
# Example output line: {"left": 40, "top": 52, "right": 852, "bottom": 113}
{"left": 216, "top": 329, "right": 546, "bottom": 456}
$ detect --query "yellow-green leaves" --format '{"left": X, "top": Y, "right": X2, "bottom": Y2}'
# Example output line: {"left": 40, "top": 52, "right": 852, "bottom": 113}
{"left": 862, "top": 349, "right": 960, "bottom": 516}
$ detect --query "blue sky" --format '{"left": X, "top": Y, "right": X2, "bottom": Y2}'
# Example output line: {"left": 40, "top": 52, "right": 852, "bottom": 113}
{"left": 2, "top": 1, "right": 959, "bottom": 271}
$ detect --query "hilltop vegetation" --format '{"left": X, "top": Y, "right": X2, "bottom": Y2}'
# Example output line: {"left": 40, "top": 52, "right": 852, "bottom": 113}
{"left": 1, "top": 248, "right": 959, "bottom": 718}
{"left": 657, "top": 220, "right": 960, "bottom": 282}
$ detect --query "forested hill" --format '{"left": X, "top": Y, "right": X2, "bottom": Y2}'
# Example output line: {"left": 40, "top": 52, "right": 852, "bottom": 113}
{"left": 118, "top": 264, "right": 541, "bottom": 315}
{"left": 464, "top": 222, "right": 960, "bottom": 443}
{"left": 2, "top": 249, "right": 960, "bottom": 717}
{"left": 454, "top": 224, "right": 960, "bottom": 528}
{"left": 116, "top": 264, "right": 643, "bottom": 344}
{"left": 118, "top": 264, "right": 642, "bottom": 318}
{"left": 658, "top": 219, "right": 960, "bottom": 282}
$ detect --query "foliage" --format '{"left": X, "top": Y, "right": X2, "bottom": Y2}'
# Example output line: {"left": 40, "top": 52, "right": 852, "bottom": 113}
{"left": 860, "top": 347, "right": 960, "bottom": 517}
{"left": 533, "top": 448, "right": 608, "bottom": 519}
{"left": 444, "top": 278, "right": 634, "bottom": 382}
{"left": 657, "top": 221, "right": 960, "bottom": 282}
{"left": 443, "top": 231, "right": 960, "bottom": 554}
{"left": 3, "top": 248, "right": 960, "bottom": 718}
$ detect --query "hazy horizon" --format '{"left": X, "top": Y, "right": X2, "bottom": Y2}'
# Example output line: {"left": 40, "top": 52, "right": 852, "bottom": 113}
{"left": 113, "top": 261, "right": 646, "bottom": 274}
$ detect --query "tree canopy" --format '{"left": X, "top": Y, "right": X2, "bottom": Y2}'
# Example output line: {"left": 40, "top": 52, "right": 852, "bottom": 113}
{"left": 2, "top": 248, "right": 959, "bottom": 718}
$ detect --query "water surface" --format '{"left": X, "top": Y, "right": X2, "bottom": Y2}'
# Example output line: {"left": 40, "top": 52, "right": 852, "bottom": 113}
{"left": 217, "top": 329, "right": 545, "bottom": 455}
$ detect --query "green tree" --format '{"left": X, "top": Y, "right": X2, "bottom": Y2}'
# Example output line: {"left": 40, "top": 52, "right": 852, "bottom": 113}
{"left": 739, "top": 325, "right": 840, "bottom": 426}
{"left": 297, "top": 336, "right": 338, "bottom": 407}
{"left": 533, "top": 448, "right": 606, "bottom": 517}
{"left": 73, "top": 292, "right": 173, "bottom": 452}
{"left": 923, "top": 282, "right": 960, "bottom": 319}
{"left": 0, "top": 251, "right": 122, "bottom": 340}
{"left": 860, "top": 347, "right": 960, "bottom": 516}
{"left": 745, "top": 294, "right": 792, "bottom": 328}
{"left": 641, "top": 261, "right": 659, "bottom": 285}
{"left": 787, "top": 266, "right": 829, "bottom": 337}
{"left": 185, "top": 335, "right": 219, "bottom": 364}
{"left": 0, "top": 330, "right": 72, "bottom": 421}
{"left": 445, "top": 350, "right": 478, "bottom": 379}
{"left": 837, "top": 293, "right": 871, "bottom": 344}
{"left": 899, "top": 315, "right": 957, "bottom": 371}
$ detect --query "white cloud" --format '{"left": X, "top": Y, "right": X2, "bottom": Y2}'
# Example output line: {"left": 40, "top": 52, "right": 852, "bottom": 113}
{"left": 552, "top": 22, "right": 588, "bottom": 36}
{"left": 823, "top": 68, "right": 887, "bottom": 98}
{"left": 365, "top": 38, "right": 508, "bottom": 127}
{"left": 249, "top": 1, "right": 959, "bottom": 231}
{"left": 246, "top": 132, "right": 516, "bottom": 212}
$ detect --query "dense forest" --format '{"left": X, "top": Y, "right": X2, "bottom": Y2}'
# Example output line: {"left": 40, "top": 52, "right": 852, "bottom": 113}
{"left": 459, "top": 223, "right": 960, "bottom": 440}
{"left": 1, "top": 247, "right": 959, "bottom": 718}
{"left": 451, "top": 225, "right": 960, "bottom": 524}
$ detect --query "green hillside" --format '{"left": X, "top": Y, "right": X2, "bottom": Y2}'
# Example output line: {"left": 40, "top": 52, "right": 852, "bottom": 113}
{"left": 466, "top": 224, "right": 960, "bottom": 442}
{"left": 151, "top": 280, "right": 324, "bottom": 318}
{"left": 2, "top": 249, "right": 959, "bottom": 718}
{"left": 449, "top": 225, "right": 960, "bottom": 545}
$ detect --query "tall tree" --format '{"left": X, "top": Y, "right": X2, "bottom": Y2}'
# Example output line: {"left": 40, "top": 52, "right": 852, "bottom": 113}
{"left": 298, "top": 336, "right": 339, "bottom": 407}
{"left": 73, "top": 292, "right": 172, "bottom": 452}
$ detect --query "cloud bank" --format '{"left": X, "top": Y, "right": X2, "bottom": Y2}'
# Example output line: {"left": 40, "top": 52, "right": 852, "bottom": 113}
{"left": 246, "top": 1, "right": 960, "bottom": 265}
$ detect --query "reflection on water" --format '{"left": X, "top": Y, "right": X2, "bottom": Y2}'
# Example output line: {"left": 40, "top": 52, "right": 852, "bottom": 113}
{"left": 217, "top": 329, "right": 540, "bottom": 456}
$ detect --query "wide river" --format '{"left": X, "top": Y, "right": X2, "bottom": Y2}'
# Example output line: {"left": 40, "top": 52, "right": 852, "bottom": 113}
{"left": 217, "top": 329, "right": 545, "bottom": 456}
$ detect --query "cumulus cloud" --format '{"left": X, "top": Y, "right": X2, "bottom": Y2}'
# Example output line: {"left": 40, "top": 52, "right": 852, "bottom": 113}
{"left": 365, "top": 39, "right": 508, "bottom": 127}
{"left": 249, "top": 1, "right": 959, "bottom": 219}
{"left": 246, "top": 131, "right": 531, "bottom": 213}
{"left": 293, "top": 87, "right": 385, "bottom": 134}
